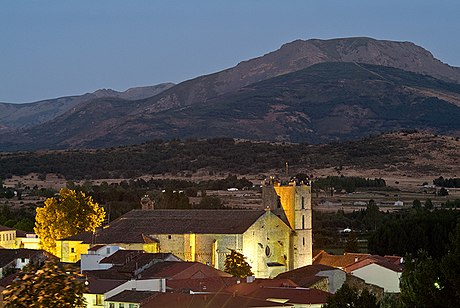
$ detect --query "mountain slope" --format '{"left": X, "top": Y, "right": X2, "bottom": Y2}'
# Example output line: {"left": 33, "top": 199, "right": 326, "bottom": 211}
{"left": 0, "top": 83, "right": 174, "bottom": 131}
{"left": 3, "top": 62, "right": 459, "bottom": 150}
{"left": 134, "top": 37, "right": 460, "bottom": 116}
{"left": 108, "top": 62, "right": 460, "bottom": 144}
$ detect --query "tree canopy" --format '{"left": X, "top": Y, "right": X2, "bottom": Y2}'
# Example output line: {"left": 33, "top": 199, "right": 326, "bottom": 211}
{"left": 2, "top": 260, "right": 86, "bottom": 307}
{"left": 323, "top": 284, "right": 380, "bottom": 308}
{"left": 34, "top": 188, "right": 105, "bottom": 255}
{"left": 224, "top": 249, "right": 253, "bottom": 278}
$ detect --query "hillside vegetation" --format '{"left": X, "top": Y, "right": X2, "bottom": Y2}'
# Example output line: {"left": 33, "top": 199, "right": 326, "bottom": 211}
{"left": 1, "top": 132, "right": 458, "bottom": 180}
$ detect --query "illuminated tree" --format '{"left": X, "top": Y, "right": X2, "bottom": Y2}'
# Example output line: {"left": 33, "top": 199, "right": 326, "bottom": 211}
{"left": 2, "top": 260, "right": 86, "bottom": 307}
{"left": 224, "top": 249, "right": 253, "bottom": 278}
{"left": 35, "top": 188, "right": 105, "bottom": 255}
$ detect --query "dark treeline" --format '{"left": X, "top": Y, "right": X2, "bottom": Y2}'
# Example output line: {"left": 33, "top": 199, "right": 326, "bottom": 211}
{"left": 368, "top": 208, "right": 460, "bottom": 259}
{"left": 433, "top": 176, "right": 460, "bottom": 188}
{"left": 69, "top": 175, "right": 252, "bottom": 220}
{"left": 313, "top": 176, "right": 386, "bottom": 193}
{"left": 0, "top": 136, "right": 418, "bottom": 180}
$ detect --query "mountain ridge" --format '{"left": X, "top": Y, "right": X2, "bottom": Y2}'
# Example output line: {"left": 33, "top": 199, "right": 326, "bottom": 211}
{"left": 1, "top": 37, "right": 460, "bottom": 151}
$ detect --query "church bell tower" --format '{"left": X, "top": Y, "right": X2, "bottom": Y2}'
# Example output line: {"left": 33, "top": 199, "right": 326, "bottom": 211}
{"left": 263, "top": 177, "right": 312, "bottom": 270}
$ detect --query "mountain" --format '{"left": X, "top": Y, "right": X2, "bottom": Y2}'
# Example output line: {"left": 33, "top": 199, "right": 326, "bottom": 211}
{"left": 1, "top": 37, "right": 460, "bottom": 151}
{"left": 97, "top": 62, "right": 460, "bottom": 144}
{"left": 133, "top": 37, "right": 460, "bottom": 115}
{"left": 0, "top": 83, "right": 174, "bottom": 131}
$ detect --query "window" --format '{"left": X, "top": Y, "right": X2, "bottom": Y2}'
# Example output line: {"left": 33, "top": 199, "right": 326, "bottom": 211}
{"left": 109, "top": 304, "right": 115, "bottom": 308}
{"left": 129, "top": 304, "right": 137, "bottom": 308}
{"left": 95, "top": 294, "right": 103, "bottom": 305}
{"left": 303, "top": 237, "right": 305, "bottom": 246}
{"left": 70, "top": 248, "right": 75, "bottom": 253}
{"left": 106, "top": 247, "right": 111, "bottom": 254}
{"left": 265, "top": 246, "right": 271, "bottom": 257}
{"left": 301, "top": 196, "right": 305, "bottom": 209}
{"left": 168, "top": 235, "right": 172, "bottom": 239}
{"left": 302, "top": 215, "right": 305, "bottom": 229}
{"left": 119, "top": 304, "right": 124, "bottom": 308}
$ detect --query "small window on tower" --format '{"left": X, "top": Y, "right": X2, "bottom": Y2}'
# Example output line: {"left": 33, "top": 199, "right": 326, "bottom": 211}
{"left": 301, "top": 196, "right": 305, "bottom": 209}
{"left": 302, "top": 215, "right": 305, "bottom": 229}
{"left": 303, "top": 237, "right": 305, "bottom": 246}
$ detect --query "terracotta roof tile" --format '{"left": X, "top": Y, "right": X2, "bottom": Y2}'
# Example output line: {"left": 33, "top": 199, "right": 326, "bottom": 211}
{"left": 85, "top": 277, "right": 127, "bottom": 294}
{"left": 275, "top": 264, "right": 338, "bottom": 288}
{"left": 224, "top": 278, "right": 298, "bottom": 296}
{"left": 141, "top": 292, "right": 291, "bottom": 308}
{"left": 106, "top": 290, "right": 159, "bottom": 303}
{"left": 344, "top": 255, "right": 404, "bottom": 273}
{"left": 249, "top": 287, "right": 330, "bottom": 305}
{"left": 313, "top": 251, "right": 371, "bottom": 269}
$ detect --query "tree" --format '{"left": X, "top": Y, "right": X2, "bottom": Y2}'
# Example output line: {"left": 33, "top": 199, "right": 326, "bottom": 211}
{"left": 34, "top": 188, "right": 105, "bottom": 255}
{"left": 224, "top": 249, "right": 253, "bottom": 278}
{"left": 437, "top": 187, "right": 449, "bottom": 196}
{"left": 344, "top": 232, "right": 359, "bottom": 253}
{"left": 400, "top": 250, "right": 453, "bottom": 308}
{"left": 323, "top": 284, "right": 379, "bottom": 308}
{"left": 2, "top": 260, "right": 86, "bottom": 307}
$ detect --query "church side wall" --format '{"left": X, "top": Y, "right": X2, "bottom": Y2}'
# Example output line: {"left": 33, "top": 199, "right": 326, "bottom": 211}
{"left": 243, "top": 211, "right": 291, "bottom": 278}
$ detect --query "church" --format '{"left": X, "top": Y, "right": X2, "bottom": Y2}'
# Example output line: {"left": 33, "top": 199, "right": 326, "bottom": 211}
{"left": 56, "top": 178, "right": 312, "bottom": 278}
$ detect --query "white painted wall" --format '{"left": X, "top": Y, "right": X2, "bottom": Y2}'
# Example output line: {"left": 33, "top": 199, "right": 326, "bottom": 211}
{"left": 350, "top": 263, "right": 401, "bottom": 293}
{"left": 104, "top": 278, "right": 166, "bottom": 299}
{"left": 81, "top": 245, "right": 120, "bottom": 271}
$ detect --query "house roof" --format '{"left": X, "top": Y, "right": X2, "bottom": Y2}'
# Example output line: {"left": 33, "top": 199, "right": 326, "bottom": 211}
{"left": 0, "top": 249, "right": 51, "bottom": 268}
{"left": 275, "top": 264, "right": 339, "bottom": 288}
{"left": 312, "top": 251, "right": 371, "bottom": 269}
{"left": 99, "top": 250, "right": 145, "bottom": 265}
{"left": 85, "top": 277, "right": 127, "bottom": 294}
{"left": 344, "top": 255, "right": 404, "bottom": 273}
{"left": 139, "top": 261, "right": 232, "bottom": 280}
{"left": 248, "top": 287, "right": 330, "bottom": 305}
{"left": 0, "top": 225, "right": 14, "bottom": 232}
{"left": 62, "top": 209, "right": 270, "bottom": 244}
{"left": 141, "top": 292, "right": 291, "bottom": 308}
{"left": 106, "top": 290, "right": 159, "bottom": 303}
{"left": 224, "top": 278, "right": 298, "bottom": 296}
{"left": 88, "top": 244, "right": 106, "bottom": 252}
{"left": 167, "top": 276, "right": 240, "bottom": 293}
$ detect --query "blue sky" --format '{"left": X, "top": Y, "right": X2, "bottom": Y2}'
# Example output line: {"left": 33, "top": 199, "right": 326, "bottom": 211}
{"left": 1, "top": 0, "right": 459, "bottom": 103}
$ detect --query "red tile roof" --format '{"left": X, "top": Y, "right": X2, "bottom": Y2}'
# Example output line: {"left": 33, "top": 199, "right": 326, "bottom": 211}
{"left": 344, "top": 255, "right": 403, "bottom": 273}
{"left": 248, "top": 287, "right": 331, "bottom": 305}
{"left": 106, "top": 290, "right": 158, "bottom": 304}
{"left": 84, "top": 277, "right": 127, "bottom": 294}
{"left": 313, "top": 251, "right": 371, "bottom": 269}
{"left": 224, "top": 278, "right": 298, "bottom": 296}
{"left": 141, "top": 292, "right": 291, "bottom": 308}
{"left": 167, "top": 276, "right": 240, "bottom": 293}
{"left": 275, "top": 264, "right": 338, "bottom": 288}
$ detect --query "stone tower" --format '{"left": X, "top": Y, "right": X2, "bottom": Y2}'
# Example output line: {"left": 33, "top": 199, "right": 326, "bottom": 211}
{"left": 262, "top": 177, "right": 312, "bottom": 270}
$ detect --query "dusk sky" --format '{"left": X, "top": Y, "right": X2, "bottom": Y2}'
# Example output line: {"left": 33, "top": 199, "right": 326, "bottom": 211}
{"left": 2, "top": 0, "right": 459, "bottom": 103}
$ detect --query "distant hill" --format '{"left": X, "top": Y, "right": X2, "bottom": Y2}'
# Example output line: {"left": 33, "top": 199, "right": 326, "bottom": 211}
{"left": 0, "top": 83, "right": 174, "bottom": 131}
{"left": 1, "top": 37, "right": 460, "bottom": 151}
{"left": 0, "top": 132, "right": 458, "bottom": 180}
